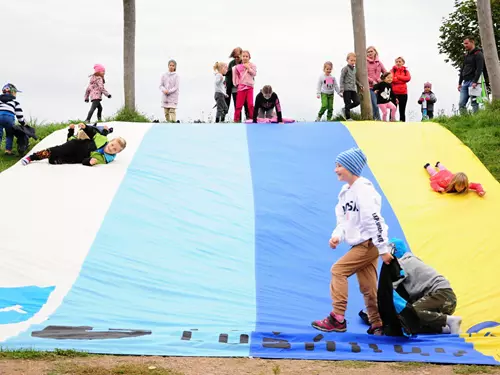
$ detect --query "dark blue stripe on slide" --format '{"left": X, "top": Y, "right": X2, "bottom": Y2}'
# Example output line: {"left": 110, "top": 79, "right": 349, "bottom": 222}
{"left": 245, "top": 122, "right": 493, "bottom": 364}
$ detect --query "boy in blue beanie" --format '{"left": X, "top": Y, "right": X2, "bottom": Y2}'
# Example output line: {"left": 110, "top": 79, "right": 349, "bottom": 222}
{"left": 391, "top": 238, "right": 461, "bottom": 334}
{"left": 312, "top": 147, "right": 393, "bottom": 335}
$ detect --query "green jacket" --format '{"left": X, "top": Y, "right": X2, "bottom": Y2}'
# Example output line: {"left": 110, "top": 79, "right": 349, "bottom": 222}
{"left": 67, "top": 126, "right": 111, "bottom": 165}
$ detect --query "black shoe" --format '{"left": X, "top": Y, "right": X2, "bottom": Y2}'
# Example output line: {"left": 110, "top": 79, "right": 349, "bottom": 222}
{"left": 424, "top": 163, "right": 430, "bottom": 169}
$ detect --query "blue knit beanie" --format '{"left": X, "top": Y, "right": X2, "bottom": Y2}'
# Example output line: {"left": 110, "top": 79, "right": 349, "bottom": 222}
{"left": 335, "top": 147, "right": 367, "bottom": 176}
{"left": 390, "top": 238, "right": 410, "bottom": 258}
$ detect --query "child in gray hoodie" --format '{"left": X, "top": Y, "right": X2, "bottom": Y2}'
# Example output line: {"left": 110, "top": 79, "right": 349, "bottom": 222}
{"left": 391, "top": 238, "right": 462, "bottom": 334}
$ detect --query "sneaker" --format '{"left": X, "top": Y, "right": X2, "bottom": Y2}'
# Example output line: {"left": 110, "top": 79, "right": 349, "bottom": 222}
{"left": 367, "top": 325, "right": 384, "bottom": 336}
{"left": 315, "top": 117, "right": 321, "bottom": 122}
{"left": 21, "top": 157, "right": 31, "bottom": 166}
{"left": 311, "top": 313, "right": 347, "bottom": 332}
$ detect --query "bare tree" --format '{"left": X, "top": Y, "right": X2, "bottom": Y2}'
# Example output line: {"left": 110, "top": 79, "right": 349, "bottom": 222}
{"left": 351, "top": 0, "right": 372, "bottom": 120}
{"left": 123, "top": 0, "right": 136, "bottom": 109}
{"left": 477, "top": 0, "right": 500, "bottom": 100}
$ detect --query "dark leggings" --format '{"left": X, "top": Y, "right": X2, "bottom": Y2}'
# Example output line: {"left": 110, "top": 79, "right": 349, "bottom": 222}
{"left": 29, "top": 139, "right": 92, "bottom": 164}
{"left": 395, "top": 94, "right": 408, "bottom": 122}
{"left": 86, "top": 99, "right": 103, "bottom": 122}
{"left": 343, "top": 91, "right": 360, "bottom": 119}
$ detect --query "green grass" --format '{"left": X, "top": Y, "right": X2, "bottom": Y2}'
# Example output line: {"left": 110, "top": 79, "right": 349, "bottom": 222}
{"left": 335, "top": 360, "right": 373, "bottom": 368}
{"left": 0, "top": 119, "right": 70, "bottom": 172}
{"left": 433, "top": 100, "right": 500, "bottom": 181}
{"left": 453, "top": 364, "right": 495, "bottom": 374}
{"left": 0, "top": 348, "right": 89, "bottom": 360}
{"left": 49, "top": 363, "right": 184, "bottom": 375}
{"left": 390, "top": 361, "right": 432, "bottom": 371}
{"left": 107, "top": 106, "right": 151, "bottom": 123}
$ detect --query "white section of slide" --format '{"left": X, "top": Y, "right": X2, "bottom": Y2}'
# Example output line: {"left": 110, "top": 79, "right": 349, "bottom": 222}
{"left": 0, "top": 122, "right": 152, "bottom": 341}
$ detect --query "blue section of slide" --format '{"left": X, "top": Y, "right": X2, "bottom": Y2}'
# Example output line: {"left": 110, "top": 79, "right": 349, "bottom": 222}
{"left": 0, "top": 286, "right": 55, "bottom": 324}
{"left": 2, "top": 124, "right": 256, "bottom": 356}
{"left": 246, "top": 122, "right": 495, "bottom": 364}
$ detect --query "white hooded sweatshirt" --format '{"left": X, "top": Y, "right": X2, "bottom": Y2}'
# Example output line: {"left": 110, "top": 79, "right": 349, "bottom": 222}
{"left": 331, "top": 177, "right": 390, "bottom": 255}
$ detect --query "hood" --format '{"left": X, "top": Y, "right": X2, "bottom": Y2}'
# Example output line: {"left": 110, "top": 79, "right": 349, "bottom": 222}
{"left": 0, "top": 93, "right": 16, "bottom": 103}
{"left": 166, "top": 71, "right": 177, "bottom": 76}
{"left": 392, "top": 65, "right": 406, "bottom": 71}
{"left": 339, "top": 176, "right": 373, "bottom": 196}
{"left": 89, "top": 75, "right": 101, "bottom": 84}
{"left": 367, "top": 57, "right": 380, "bottom": 64}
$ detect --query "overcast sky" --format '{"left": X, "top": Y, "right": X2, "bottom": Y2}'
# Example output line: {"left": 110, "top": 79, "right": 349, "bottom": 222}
{"left": 4, "top": 0, "right": 460, "bottom": 123}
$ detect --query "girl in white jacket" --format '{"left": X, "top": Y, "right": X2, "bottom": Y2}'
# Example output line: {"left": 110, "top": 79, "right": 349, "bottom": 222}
{"left": 312, "top": 147, "right": 393, "bottom": 335}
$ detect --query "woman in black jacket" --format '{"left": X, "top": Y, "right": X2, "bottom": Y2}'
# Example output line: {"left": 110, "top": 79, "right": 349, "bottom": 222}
{"left": 225, "top": 47, "right": 248, "bottom": 119}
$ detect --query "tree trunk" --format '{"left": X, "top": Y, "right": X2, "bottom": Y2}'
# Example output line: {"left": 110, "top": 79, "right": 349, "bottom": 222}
{"left": 123, "top": 0, "right": 136, "bottom": 109}
{"left": 351, "top": 0, "right": 372, "bottom": 120}
{"left": 477, "top": 0, "right": 500, "bottom": 100}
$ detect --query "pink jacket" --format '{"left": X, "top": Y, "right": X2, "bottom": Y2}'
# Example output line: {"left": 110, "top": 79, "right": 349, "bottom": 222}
{"left": 160, "top": 72, "right": 180, "bottom": 108}
{"left": 232, "top": 63, "right": 257, "bottom": 91}
{"left": 367, "top": 57, "right": 387, "bottom": 88}
{"left": 84, "top": 75, "right": 110, "bottom": 101}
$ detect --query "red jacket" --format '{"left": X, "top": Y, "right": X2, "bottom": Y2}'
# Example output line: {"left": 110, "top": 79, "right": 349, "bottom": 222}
{"left": 429, "top": 170, "right": 484, "bottom": 194}
{"left": 391, "top": 65, "right": 411, "bottom": 95}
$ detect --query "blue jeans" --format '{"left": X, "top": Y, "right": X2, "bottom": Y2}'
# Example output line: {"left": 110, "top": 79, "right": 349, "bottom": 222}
{"left": 0, "top": 113, "right": 15, "bottom": 151}
{"left": 370, "top": 89, "right": 380, "bottom": 120}
{"left": 459, "top": 80, "right": 479, "bottom": 113}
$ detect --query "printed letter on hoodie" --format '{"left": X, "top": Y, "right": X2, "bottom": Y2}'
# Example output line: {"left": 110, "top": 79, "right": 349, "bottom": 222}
{"left": 331, "top": 177, "right": 390, "bottom": 254}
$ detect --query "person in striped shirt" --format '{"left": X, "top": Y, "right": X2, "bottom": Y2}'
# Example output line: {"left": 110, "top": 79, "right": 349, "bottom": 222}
{"left": 0, "top": 83, "right": 26, "bottom": 155}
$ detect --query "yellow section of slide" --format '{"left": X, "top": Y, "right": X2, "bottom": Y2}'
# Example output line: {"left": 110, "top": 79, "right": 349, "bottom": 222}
{"left": 345, "top": 121, "right": 500, "bottom": 362}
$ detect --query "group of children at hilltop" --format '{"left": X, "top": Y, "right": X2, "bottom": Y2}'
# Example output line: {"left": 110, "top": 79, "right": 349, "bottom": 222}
{"left": 316, "top": 48, "right": 437, "bottom": 122}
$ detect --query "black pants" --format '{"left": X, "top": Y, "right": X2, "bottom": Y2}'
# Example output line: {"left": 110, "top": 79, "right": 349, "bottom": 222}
{"left": 231, "top": 92, "right": 249, "bottom": 120}
{"left": 30, "top": 139, "right": 92, "bottom": 164}
{"left": 395, "top": 94, "right": 408, "bottom": 122}
{"left": 215, "top": 92, "right": 228, "bottom": 122}
{"left": 343, "top": 90, "right": 360, "bottom": 120}
{"left": 86, "top": 99, "right": 103, "bottom": 122}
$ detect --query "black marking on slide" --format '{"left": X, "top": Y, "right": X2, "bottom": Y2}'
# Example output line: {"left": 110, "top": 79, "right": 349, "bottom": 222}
{"left": 31, "top": 325, "right": 151, "bottom": 340}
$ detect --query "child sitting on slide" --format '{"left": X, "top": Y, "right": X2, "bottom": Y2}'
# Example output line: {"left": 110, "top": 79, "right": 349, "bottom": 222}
{"left": 22, "top": 123, "right": 126, "bottom": 166}
{"left": 424, "top": 162, "right": 485, "bottom": 196}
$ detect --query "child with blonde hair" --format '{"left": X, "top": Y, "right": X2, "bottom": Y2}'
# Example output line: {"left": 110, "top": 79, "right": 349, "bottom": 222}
{"left": 373, "top": 72, "right": 397, "bottom": 122}
{"left": 316, "top": 61, "right": 341, "bottom": 121}
{"left": 423, "top": 162, "right": 485, "bottom": 196}
{"left": 233, "top": 50, "right": 256, "bottom": 122}
{"left": 22, "top": 123, "right": 126, "bottom": 166}
{"left": 84, "top": 64, "right": 111, "bottom": 123}
{"left": 213, "top": 62, "right": 229, "bottom": 123}
{"left": 339, "top": 53, "right": 363, "bottom": 120}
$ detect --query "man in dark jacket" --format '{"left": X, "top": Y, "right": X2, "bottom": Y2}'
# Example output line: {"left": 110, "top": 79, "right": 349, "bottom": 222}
{"left": 458, "top": 36, "right": 485, "bottom": 114}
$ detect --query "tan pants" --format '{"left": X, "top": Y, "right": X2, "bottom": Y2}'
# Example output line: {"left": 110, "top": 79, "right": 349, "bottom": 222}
{"left": 330, "top": 240, "right": 382, "bottom": 326}
{"left": 164, "top": 108, "right": 176, "bottom": 122}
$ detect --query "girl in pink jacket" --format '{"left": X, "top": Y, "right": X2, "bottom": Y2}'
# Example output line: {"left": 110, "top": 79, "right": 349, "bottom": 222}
{"left": 366, "top": 46, "right": 386, "bottom": 121}
{"left": 233, "top": 50, "right": 256, "bottom": 122}
{"left": 84, "top": 64, "right": 111, "bottom": 122}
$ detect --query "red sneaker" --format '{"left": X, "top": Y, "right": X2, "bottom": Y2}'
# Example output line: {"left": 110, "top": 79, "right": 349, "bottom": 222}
{"left": 311, "top": 313, "right": 347, "bottom": 332}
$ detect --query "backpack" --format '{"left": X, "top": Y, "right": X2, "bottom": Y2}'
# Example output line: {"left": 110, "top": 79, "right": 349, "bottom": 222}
{"left": 473, "top": 49, "right": 490, "bottom": 87}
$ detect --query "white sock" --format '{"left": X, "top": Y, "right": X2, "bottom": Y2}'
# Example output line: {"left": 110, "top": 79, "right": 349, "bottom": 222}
{"left": 441, "top": 325, "right": 451, "bottom": 334}
{"left": 446, "top": 315, "right": 462, "bottom": 334}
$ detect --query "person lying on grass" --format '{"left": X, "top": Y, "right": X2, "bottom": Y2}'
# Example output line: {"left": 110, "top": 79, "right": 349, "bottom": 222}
{"left": 22, "top": 123, "right": 126, "bottom": 166}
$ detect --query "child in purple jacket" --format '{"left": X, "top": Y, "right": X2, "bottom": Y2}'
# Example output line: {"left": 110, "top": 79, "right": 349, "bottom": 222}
{"left": 160, "top": 60, "right": 180, "bottom": 122}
